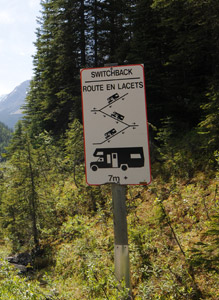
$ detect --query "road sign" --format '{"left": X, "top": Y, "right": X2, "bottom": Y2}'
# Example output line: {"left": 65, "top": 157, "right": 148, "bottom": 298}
{"left": 80, "top": 64, "right": 151, "bottom": 185}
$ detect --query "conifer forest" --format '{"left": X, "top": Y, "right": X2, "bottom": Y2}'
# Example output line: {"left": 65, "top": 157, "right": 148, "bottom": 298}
{"left": 0, "top": 0, "right": 218, "bottom": 299}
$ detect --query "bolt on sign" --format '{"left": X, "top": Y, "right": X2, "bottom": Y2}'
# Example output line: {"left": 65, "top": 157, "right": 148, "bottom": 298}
{"left": 80, "top": 64, "right": 151, "bottom": 185}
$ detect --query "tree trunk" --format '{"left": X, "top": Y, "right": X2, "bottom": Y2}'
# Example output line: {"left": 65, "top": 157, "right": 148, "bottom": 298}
{"left": 27, "top": 140, "right": 39, "bottom": 250}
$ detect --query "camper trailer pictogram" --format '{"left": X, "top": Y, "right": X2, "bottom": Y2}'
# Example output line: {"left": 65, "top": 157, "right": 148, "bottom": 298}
{"left": 104, "top": 128, "right": 117, "bottom": 139}
{"left": 90, "top": 147, "right": 145, "bottom": 171}
{"left": 107, "top": 93, "right": 119, "bottom": 104}
{"left": 111, "top": 111, "right": 124, "bottom": 121}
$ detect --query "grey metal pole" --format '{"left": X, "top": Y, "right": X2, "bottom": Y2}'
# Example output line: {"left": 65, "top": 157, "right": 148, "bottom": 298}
{"left": 111, "top": 184, "right": 132, "bottom": 297}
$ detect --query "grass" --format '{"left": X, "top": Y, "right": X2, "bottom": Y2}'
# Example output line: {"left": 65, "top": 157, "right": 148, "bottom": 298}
{"left": 0, "top": 170, "right": 218, "bottom": 299}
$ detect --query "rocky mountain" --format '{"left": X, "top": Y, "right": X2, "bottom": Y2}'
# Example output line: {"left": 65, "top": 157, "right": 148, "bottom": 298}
{"left": 0, "top": 95, "right": 6, "bottom": 101}
{"left": 0, "top": 80, "right": 30, "bottom": 129}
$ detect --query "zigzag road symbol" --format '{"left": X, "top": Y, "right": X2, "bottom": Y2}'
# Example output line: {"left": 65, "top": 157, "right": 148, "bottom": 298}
{"left": 91, "top": 92, "right": 139, "bottom": 145}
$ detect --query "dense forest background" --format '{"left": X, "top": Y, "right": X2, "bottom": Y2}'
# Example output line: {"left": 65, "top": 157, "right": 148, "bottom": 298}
{"left": 0, "top": 122, "right": 12, "bottom": 157}
{"left": 0, "top": 0, "right": 218, "bottom": 299}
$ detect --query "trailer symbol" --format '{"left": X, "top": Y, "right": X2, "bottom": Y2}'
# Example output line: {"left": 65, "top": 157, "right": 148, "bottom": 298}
{"left": 90, "top": 147, "right": 145, "bottom": 171}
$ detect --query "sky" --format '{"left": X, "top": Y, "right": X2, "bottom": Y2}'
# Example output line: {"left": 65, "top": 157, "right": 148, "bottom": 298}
{"left": 0, "top": 0, "right": 41, "bottom": 96}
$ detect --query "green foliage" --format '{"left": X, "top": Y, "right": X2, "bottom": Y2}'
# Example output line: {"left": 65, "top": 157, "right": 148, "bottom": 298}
{"left": 64, "top": 119, "right": 84, "bottom": 187}
{"left": 198, "top": 83, "right": 219, "bottom": 154}
{"left": 1, "top": 125, "right": 65, "bottom": 250}
{"left": 0, "top": 0, "right": 218, "bottom": 299}
{"left": 190, "top": 152, "right": 219, "bottom": 274}
{"left": 1, "top": 123, "right": 39, "bottom": 250}
{"left": 153, "top": 117, "right": 202, "bottom": 181}
{"left": 24, "top": 0, "right": 83, "bottom": 137}
{"left": 0, "top": 121, "right": 12, "bottom": 159}
{"left": 22, "top": 0, "right": 218, "bottom": 141}
{"left": 0, "top": 261, "right": 52, "bottom": 300}
{"left": 190, "top": 215, "right": 219, "bottom": 272}
{"left": 54, "top": 217, "right": 130, "bottom": 299}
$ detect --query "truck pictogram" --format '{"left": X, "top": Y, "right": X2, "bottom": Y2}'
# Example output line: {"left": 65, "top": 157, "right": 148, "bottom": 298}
{"left": 90, "top": 147, "right": 145, "bottom": 171}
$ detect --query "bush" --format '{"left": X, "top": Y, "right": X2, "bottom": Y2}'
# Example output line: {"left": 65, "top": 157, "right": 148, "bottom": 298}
{"left": 0, "top": 260, "right": 56, "bottom": 300}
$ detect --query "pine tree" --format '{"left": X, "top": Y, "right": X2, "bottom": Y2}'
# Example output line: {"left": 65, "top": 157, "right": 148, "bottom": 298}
{"left": 24, "top": 0, "right": 84, "bottom": 137}
{"left": 94, "top": 0, "right": 131, "bottom": 65}
{"left": 127, "top": 0, "right": 219, "bottom": 132}
{"left": 0, "top": 122, "right": 12, "bottom": 159}
{"left": 1, "top": 123, "right": 39, "bottom": 250}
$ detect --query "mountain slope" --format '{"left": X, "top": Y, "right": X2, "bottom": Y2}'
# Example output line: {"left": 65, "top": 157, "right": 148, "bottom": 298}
{"left": 0, "top": 80, "right": 30, "bottom": 129}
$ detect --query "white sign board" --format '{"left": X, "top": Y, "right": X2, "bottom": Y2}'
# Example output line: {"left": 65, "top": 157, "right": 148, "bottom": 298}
{"left": 80, "top": 64, "right": 151, "bottom": 185}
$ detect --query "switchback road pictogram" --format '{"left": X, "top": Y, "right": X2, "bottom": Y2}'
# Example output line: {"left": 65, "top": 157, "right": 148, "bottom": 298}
{"left": 91, "top": 92, "right": 139, "bottom": 145}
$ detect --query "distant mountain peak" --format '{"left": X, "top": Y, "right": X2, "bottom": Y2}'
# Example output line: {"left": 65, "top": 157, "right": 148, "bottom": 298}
{"left": 0, "top": 94, "right": 7, "bottom": 103}
{"left": 0, "top": 80, "right": 30, "bottom": 129}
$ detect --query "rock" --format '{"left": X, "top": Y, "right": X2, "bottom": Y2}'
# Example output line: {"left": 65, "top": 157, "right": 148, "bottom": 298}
{"left": 12, "top": 263, "right": 27, "bottom": 273}
{"left": 6, "top": 251, "right": 33, "bottom": 266}
{"left": 6, "top": 251, "right": 34, "bottom": 274}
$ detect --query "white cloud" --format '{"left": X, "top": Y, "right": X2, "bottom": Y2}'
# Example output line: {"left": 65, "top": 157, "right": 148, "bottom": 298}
{"left": 0, "top": 0, "right": 41, "bottom": 95}
{"left": 28, "top": 0, "right": 40, "bottom": 9}
{"left": 19, "top": 51, "right": 26, "bottom": 56}
{"left": 0, "top": 11, "right": 14, "bottom": 24}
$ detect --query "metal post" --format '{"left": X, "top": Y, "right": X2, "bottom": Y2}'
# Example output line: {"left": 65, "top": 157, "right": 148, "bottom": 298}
{"left": 111, "top": 184, "right": 132, "bottom": 298}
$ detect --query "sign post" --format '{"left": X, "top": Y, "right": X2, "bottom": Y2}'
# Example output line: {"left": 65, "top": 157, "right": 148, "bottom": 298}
{"left": 81, "top": 64, "right": 151, "bottom": 297}
{"left": 112, "top": 183, "right": 132, "bottom": 297}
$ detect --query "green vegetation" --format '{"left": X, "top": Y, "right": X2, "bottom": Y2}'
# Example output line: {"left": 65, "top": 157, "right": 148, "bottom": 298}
{"left": 0, "top": 260, "right": 55, "bottom": 299}
{"left": 0, "top": 121, "right": 12, "bottom": 159}
{"left": 0, "top": 0, "right": 218, "bottom": 299}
